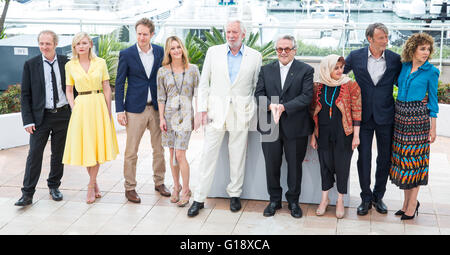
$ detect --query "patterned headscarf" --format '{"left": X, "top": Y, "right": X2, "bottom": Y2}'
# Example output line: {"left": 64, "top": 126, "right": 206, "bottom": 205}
{"left": 319, "top": 54, "right": 352, "bottom": 87}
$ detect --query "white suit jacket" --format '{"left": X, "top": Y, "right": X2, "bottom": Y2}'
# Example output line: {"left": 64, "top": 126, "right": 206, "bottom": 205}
{"left": 198, "top": 44, "right": 262, "bottom": 129}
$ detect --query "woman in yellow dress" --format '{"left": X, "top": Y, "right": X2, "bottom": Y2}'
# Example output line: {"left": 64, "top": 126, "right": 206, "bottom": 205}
{"left": 63, "top": 32, "right": 119, "bottom": 204}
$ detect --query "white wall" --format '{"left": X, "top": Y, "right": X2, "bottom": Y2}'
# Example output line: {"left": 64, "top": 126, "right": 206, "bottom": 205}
{"left": 0, "top": 102, "right": 124, "bottom": 150}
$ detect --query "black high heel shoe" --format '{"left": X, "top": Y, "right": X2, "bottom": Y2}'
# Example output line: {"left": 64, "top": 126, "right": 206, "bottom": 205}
{"left": 401, "top": 201, "right": 420, "bottom": 220}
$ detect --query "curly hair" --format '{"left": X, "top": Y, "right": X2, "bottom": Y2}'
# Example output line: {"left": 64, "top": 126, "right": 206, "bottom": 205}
{"left": 401, "top": 33, "right": 435, "bottom": 62}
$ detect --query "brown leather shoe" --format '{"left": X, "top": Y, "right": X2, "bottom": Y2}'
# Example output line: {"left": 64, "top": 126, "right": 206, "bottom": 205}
{"left": 125, "top": 190, "right": 141, "bottom": 203}
{"left": 155, "top": 184, "right": 171, "bottom": 197}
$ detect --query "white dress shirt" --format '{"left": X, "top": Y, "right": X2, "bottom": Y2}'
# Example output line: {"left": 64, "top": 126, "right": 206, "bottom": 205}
{"left": 367, "top": 49, "right": 386, "bottom": 86}
{"left": 42, "top": 54, "right": 68, "bottom": 109}
{"left": 279, "top": 59, "right": 293, "bottom": 89}
{"left": 137, "top": 44, "right": 154, "bottom": 102}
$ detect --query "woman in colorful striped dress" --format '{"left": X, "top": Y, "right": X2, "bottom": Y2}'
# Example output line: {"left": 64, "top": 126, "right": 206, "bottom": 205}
{"left": 390, "top": 33, "right": 439, "bottom": 220}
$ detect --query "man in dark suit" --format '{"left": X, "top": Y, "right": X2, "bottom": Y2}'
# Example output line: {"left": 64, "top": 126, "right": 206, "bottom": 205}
{"left": 16, "top": 30, "right": 71, "bottom": 206}
{"left": 115, "top": 18, "right": 169, "bottom": 203}
{"left": 255, "top": 35, "right": 314, "bottom": 218}
{"left": 344, "top": 23, "right": 402, "bottom": 215}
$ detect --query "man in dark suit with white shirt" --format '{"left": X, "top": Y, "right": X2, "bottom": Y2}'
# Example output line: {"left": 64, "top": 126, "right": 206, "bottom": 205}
{"left": 344, "top": 23, "right": 402, "bottom": 215}
{"left": 16, "top": 30, "right": 71, "bottom": 206}
{"left": 255, "top": 35, "right": 314, "bottom": 218}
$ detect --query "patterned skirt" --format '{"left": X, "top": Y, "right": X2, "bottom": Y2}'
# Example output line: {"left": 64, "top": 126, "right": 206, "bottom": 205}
{"left": 389, "top": 100, "right": 430, "bottom": 189}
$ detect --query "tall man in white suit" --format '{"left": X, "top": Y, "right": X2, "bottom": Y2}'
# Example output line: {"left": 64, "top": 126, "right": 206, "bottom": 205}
{"left": 188, "top": 20, "right": 262, "bottom": 217}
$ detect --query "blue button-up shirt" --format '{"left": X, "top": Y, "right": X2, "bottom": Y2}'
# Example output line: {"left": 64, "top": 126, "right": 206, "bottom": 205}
{"left": 397, "top": 61, "right": 440, "bottom": 118}
{"left": 227, "top": 44, "right": 244, "bottom": 84}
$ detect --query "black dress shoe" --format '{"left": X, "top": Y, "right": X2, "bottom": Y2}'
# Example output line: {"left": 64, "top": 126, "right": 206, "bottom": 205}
{"left": 187, "top": 201, "right": 204, "bottom": 217}
{"left": 357, "top": 201, "right": 372, "bottom": 215}
{"left": 288, "top": 202, "right": 302, "bottom": 218}
{"left": 230, "top": 197, "right": 241, "bottom": 212}
{"left": 49, "top": 188, "right": 63, "bottom": 201}
{"left": 263, "top": 201, "right": 282, "bottom": 217}
{"left": 14, "top": 195, "right": 33, "bottom": 206}
{"left": 372, "top": 199, "right": 388, "bottom": 214}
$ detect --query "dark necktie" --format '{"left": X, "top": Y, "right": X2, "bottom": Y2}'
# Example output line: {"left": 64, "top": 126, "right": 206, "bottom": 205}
{"left": 45, "top": 60, "right": 59, "bottom": 109}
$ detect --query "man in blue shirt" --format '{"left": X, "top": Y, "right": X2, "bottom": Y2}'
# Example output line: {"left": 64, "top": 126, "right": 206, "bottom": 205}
{"left": 188, "top": 20, "right": 262, "bottom": 217}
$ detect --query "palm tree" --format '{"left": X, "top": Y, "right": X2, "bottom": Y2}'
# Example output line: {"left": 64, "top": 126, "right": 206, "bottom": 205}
{"left": 185, "top": 27, "right": 276, "bottom": 71}
{"left": 97, "top": 33, "right": 130, "bottom": 88}
{"left": 0, "top": 0, "right": 11, "bottom": 38}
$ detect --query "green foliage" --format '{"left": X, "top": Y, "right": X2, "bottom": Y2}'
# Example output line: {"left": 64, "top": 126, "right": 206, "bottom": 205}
{"left": 185, "top": 27, "right": 276, "bottom": 71}
{"left": 393, "top": 86, "right": 398, "bottom": 100}
{"left": 185, "top": 31, "right": 205, "bottom": 71}
{"left": 97, "top": 33, "right": 129, "bottom": 88}
{"left": 438, "top": 82, "right": 450, "bottom": 104}
{"left": 0, "top": 26, "right": 6, "bottom": 39}
{"left": 0, "top": 84, "right": 21, "bottom": 114}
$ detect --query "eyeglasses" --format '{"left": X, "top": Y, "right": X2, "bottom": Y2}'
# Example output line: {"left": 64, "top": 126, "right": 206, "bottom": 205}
{"left": 276, "top": 47, "right": 295, "bottom": 53}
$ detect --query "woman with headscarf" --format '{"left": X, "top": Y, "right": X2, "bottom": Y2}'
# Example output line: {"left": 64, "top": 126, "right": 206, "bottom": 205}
{"left": 310, "top": 54, "right": 362, "bottom": 218}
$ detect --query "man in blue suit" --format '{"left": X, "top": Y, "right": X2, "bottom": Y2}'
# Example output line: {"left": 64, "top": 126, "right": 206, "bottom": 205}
{"left": 115, "top": 18, "right": 170, "bottom": 203}
{"left": 344, "top": 23, "right": 402, "bottom": 215}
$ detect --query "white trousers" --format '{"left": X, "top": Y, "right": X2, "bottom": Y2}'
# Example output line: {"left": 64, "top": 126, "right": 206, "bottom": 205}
{"left": 194, "top": 108, "right": 249, "bottom": 202}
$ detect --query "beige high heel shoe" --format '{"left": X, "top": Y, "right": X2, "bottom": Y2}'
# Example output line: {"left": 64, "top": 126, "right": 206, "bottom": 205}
{"left": 94, "top": 182, "right": 101, "bottom": 198}
{"left": 86, "top": 185, "right": 96, "bottom": 204}
{"left": 170, "top": 186, "right": 182, "bottom": 203}
{"left": 336, "top": 199, "right": 345, "bottom": 219}
{"left": 316, "top": 199, "right": 329, "bottom": 216}
{"left": 177, "top": 190, "right": 191, "bottom": 207}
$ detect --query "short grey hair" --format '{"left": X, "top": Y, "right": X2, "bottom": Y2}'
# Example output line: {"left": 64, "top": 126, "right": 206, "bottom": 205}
{"left": 37, "top": 30, "right": 59, "bottom": 45}
{"left": 276, "top": 35, "right": 297, "bottom": 49}
{"left": 226, "top": 19, "right": 246, "bottom": 34}
{"left": 365, "top": 23, "right": 389, "bottom": 39}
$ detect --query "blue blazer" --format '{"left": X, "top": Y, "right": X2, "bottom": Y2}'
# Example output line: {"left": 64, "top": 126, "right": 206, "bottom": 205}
{"left": 115, "top": 43, "right": 164, "bottom": 113}
{"left": 344, "top": 47, "right": 402, "bottom": 125}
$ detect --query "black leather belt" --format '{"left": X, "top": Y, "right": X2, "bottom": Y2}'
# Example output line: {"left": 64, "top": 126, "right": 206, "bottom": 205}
{"left": 146, "top": 101, "right": 153, "bottom": 106}
{"left": 45, "top": 104, "right": 69, "bottom": 113}
{"left": 79, "top": 90, "right": 102, "bottom": 95}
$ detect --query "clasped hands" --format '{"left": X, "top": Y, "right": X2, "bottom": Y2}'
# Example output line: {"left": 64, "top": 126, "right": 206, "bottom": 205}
{"left": 269, "top": 103, "right": 285, "bottom": 124}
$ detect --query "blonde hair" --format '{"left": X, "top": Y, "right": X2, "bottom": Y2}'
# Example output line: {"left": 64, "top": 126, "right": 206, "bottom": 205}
{"left": 162, "top": 36, "right": 189, "bottom": 69}
{"left": 401, "top": 33, "right": 435, "bottom": 63}
{"left": 71, "top": 32, "right": 96, "bottom": 60}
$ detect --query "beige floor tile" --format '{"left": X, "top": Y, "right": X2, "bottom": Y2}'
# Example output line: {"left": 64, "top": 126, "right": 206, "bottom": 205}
{"left": 337, "top": 219, "right": 371, "bottom": 235}
{"left": 131, "top": 219, "right": 173, "bottom": 235}
{"left": 301, "top": 227, "right": 337, "bottom": 235}
{"left": 370, "top": 210, "right": 403, "bottom": 224}
{"left": 404, "top": 224, "right": 441, "bottom": 235}
{"left": 403, "top": 213, "right": 438, "bottom": 227}
{"left": 440, "top": 227, "right": 450, "bottom": 235}
{"left": 1, "top": 132, "right": 450, "bottom": 236}
{"left": 437, "top": 215, "right": 450, "bottom": 229}
{"left": 304, "top": 216, "right": 337, "bottom": 230}
{"left": 205, "top": 208, "right": 242, "bottom": 224}
{"left": 370, "top": 222, "right": 405, "bottom": 235}
{"left": 232, "top": 223, "right": 274, "bottom": 235}
{"left": 198, "top": 221, "right": 236, "bottom": 235}
{"left": 95, "top": 192, "right": 128, "bottom": 204}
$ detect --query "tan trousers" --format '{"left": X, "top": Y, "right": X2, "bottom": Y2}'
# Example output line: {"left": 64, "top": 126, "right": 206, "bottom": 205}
{"left": 124, "top": 105, "right": 166, "bottom": 190}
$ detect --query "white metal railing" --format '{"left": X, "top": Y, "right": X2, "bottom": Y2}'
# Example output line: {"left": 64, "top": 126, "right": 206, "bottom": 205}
{"left": 4, "top": 18, "right": 450, "bottom": 71}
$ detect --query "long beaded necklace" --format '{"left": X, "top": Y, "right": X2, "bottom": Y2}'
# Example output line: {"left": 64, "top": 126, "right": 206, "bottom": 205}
{"left": 170, "top": 63, "right": 185, "bottom": 111}
{"left": 324, "top": 85, "right": 338, "bottom": 119}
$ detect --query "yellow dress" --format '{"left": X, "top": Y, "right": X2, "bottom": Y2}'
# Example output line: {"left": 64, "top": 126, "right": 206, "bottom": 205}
{"left": 62, "top": 57, "right": 119, "bottom": 167}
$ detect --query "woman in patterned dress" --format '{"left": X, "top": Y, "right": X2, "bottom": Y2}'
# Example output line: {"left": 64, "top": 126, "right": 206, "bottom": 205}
{"left": 390, "top": 33, "right": 439, "bottom": 220}
{"left": 157, "top": 36, "right": 200, "bottom": 207}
